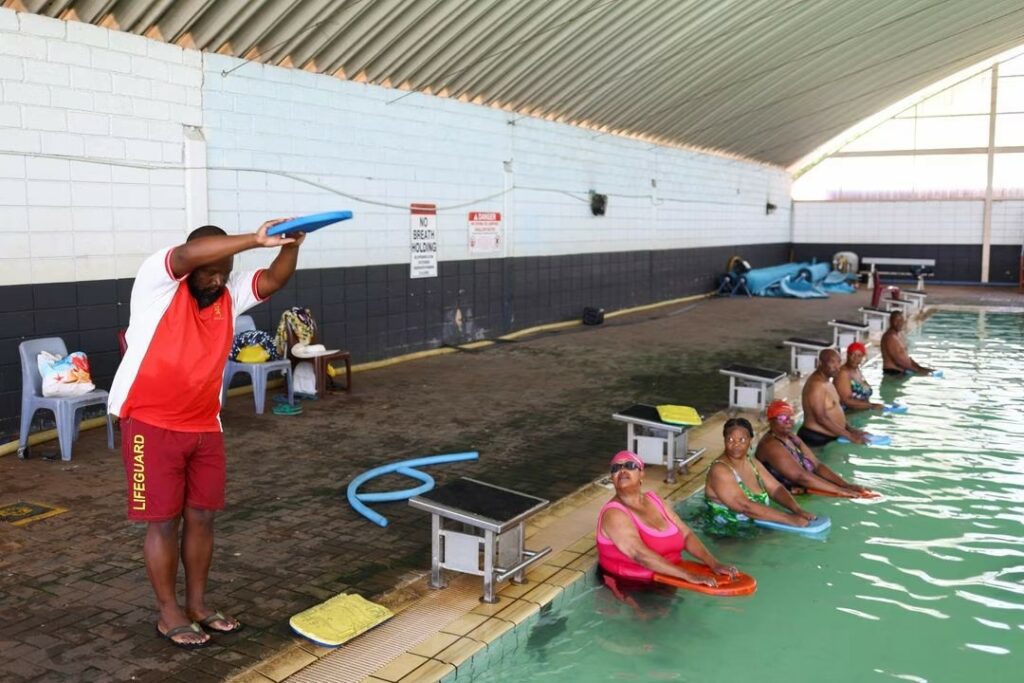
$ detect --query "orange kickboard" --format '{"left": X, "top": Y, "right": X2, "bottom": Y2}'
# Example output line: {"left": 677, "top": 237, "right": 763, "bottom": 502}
{"left": 652, "top": 560, "right": 757, "bottom": 597}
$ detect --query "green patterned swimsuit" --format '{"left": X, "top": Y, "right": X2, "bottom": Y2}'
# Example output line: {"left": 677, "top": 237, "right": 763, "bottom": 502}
{"left": 705, "top": 454, "right": 771, "bottom": 528}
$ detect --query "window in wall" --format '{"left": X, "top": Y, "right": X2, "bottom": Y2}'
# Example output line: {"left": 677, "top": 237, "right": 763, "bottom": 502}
{"left": 993, "top": 153, "right": 1024, "bottom": 196}
{"left": 914, "top": 115, "right": 990, "bottom": 149}
{"left": 996, "top": 75, "right": 1024, "bottom": 113}
{"left": 995, "top": 113, "right": 1024, "bottom": 146}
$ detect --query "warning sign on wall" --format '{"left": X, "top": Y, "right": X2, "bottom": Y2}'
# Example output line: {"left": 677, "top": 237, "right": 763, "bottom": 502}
{"left": 468, "top": 211, "right": 502, "bottom": 254}
{"left": 410, "top": 203, "right": 438, "bottom": 279}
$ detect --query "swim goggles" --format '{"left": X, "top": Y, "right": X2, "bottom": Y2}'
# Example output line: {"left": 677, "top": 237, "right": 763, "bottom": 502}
{"left": 610, "top": 461, "right": 643, "bottom": 474}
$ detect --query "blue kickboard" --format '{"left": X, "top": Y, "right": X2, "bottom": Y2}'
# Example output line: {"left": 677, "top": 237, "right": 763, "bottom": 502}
{"left": 883, "top": 403, "right": 909, "bottom": 414}
{"left": 838, "top": 434, "right": 892, "bottom": 446}
{"left": 755, "top": 515, "right": 831, "bottom": 535}
{"left": 267, "top": 211, "right": 353, "bottom": 236}
{"left": 931, "top": 370, "right": 944, "bottom": 378}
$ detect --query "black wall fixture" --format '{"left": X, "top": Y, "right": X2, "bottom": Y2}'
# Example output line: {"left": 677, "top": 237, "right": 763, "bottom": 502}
{"left": 589, "top": 191, "right": 607, "bottom": 216}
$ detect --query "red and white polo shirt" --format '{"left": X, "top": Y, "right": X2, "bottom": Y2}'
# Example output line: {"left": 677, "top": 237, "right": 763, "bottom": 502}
{"left": 108, "top": 247, "right": 266, "bottom": 432}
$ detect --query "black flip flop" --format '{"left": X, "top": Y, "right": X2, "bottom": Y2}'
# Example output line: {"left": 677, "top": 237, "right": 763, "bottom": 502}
{"left": 198, "top": 611, "right": 244, "bottom": 634}
{"left": 156, "top": 622, "right": 210, "bottom": 649}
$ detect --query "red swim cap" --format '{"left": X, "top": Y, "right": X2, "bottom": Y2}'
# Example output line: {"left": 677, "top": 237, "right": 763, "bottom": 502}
{"left": 847, "top": 341, "right": 868, "bottom": 356}
{"left": 766, "top": 399, "right": 794, "bottom": 420}
{"left": 610, "top": 450, "right": 644, "bottom": 468}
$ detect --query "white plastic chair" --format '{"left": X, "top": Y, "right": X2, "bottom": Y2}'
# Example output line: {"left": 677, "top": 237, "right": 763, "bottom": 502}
{"left": 18, "top": 338, "right": 114, "bottom": 461}
{"left": 222, "top": 315, "right": 294, "bottom": 414}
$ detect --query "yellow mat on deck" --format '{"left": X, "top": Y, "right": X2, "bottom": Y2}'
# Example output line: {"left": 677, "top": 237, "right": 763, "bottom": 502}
{"left": 656, "top": 404, "right": 702, "bottom": 426}
{"left": 289, "top": 593, "right": 394, "bottom": 647}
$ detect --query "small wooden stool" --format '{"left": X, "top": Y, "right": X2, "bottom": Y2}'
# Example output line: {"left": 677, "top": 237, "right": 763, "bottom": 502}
{"left": 314, "top": 351, "right": 352, "bottom": 397}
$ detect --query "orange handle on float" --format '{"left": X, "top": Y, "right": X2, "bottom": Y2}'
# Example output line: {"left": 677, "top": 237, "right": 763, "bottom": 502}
{"left": 652, "top": 560, "right": 756, "bottom": 597}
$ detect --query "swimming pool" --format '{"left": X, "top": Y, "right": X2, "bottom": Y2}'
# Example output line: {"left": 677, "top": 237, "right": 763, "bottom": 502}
{"left": 466, "top": 309, "right": 1024, "bottom": 682}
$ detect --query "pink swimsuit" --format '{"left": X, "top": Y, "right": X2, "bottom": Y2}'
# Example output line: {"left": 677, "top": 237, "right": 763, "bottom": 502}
{"left": 597, "top": 492, "right": 686, "bottom": 581}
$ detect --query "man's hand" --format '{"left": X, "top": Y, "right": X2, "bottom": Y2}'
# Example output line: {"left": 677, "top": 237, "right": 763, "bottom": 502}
{"left": 254, "top": 218, "right": 305, "bottom": 248}
{"left": 871, "top": 402, "right": 885, "bottom": 410}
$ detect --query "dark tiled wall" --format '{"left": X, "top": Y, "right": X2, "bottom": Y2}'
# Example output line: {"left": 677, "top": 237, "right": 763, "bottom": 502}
{"left": 791, "top": 243, "right": 1020, "bottom": 283}
{"left": 1, "top": 242, "right": 788, "bottom": 435}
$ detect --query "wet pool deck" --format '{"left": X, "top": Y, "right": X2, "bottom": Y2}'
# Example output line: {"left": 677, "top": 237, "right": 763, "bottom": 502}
{"left": 0, "top": 284, "right": 1018, "bottom": 682}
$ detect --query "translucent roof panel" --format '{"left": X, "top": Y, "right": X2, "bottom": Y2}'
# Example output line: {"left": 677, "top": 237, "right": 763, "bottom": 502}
{"left": 9, "top": 0, "right": 1024, "bottom": 167}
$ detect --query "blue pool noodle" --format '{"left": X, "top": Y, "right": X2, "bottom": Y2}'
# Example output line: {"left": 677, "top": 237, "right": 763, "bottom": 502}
{"left": 347, "top": 451, "right": 479, "bottom": 527}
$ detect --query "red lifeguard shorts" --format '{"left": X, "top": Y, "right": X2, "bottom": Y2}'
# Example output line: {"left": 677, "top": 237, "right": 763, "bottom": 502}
{"left": 120, "top": 417, "right": 226, "bottom": 522}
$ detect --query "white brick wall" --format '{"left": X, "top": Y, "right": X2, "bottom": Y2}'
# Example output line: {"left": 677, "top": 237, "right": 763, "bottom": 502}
{"left": 1, "top": 7, "right": 790, "bottom": 286}
{"left": 0, "top": 8, "right": 200, "bottom": 286}
{"left": 991, "top": 201, "right": 1024, "bottom": 245}
{"left": 793, "top": 200, "right": 985, "bottom": 244}
{"left": 201, "top": 53, "right": 792, "bottom": 273}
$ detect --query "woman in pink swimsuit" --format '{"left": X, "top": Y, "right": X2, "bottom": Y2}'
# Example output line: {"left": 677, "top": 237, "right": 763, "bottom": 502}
{"left": 597, "top": 450, "right": 736, "bottom": 595}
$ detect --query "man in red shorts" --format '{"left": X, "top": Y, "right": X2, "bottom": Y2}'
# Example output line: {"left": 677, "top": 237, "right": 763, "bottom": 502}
{"left": 109, "top": 220, "right": 302, "bottom": 648}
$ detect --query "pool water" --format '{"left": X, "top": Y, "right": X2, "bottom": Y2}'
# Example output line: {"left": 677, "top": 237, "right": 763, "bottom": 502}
{"left": 469, "top": 310, "right": 1024, "bottom": 682}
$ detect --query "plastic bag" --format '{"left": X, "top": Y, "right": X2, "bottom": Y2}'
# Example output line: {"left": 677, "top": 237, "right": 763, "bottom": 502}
{"left": 293, "top": 361, "right": 316, "bottom": 395}
{"left": 37, "top": 351, "right": 96, "bottom": 397}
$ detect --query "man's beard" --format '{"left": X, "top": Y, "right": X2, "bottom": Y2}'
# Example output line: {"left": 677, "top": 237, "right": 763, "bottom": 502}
{"left": 189, "top": 282, "right": 222, "bottom": 309}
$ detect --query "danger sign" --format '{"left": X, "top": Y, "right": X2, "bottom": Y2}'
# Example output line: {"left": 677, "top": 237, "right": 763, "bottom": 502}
{"left": 468, "top": 211, "right": 502, "bottom": 254}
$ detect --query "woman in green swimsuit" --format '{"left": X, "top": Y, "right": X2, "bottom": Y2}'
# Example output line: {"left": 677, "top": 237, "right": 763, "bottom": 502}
{"left": 705, "top": 418, "right": 815, "bottom": 529}
{"left": 835, "top": 342, "right": 884, "bottom": 412}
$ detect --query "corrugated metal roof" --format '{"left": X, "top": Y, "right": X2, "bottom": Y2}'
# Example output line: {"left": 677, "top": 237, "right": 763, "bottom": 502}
{"left": 9, "top": 0, "right": 1024, "bottom": 167}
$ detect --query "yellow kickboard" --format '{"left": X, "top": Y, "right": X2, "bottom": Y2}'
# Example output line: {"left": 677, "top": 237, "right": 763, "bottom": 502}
{"left": 656, "top": 404, "right": 702, "bottom": 426}
{"left": 289, "top": 593, "right": 394, "bottom": 647}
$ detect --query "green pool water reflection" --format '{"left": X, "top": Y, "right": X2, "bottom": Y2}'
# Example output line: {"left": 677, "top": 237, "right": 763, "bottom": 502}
{"left": 469, "top": 310, "right": 1024, "bottom": 682}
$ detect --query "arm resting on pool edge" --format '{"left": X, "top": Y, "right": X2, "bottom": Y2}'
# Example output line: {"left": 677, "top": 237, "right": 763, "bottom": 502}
{"left": 601, "top": 508, "right": 717, "bottom": 586}
{"left": 706, "top": 463, "right": 809, "bottom": 527}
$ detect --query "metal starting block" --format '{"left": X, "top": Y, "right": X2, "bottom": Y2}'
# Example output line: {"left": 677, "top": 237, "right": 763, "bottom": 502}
{"left": 409, "top": 478, "right": 551, "bottom": 604}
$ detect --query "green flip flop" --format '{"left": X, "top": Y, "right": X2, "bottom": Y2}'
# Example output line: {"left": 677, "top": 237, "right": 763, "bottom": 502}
{"left": 272, "top": 403, "right": 303, "bottom": 416}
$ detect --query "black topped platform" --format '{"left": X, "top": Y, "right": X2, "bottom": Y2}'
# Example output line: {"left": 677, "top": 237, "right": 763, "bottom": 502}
{"left": 720, "top": 364, "right": 786, "bottom": 381}
{"left": 830, "top": 319, "right": 869, "bottom": 328}
{"left": 409, "top": 477, "right": 549, "bottom": 532}
{"left": 859, "top": 306, "right": 888, "bottom": 313}
{"left": 784, "top": 337, "right": 832, "bottom": 347}
{"left": 612, "top": 403, "right": 687, "bottom": 432}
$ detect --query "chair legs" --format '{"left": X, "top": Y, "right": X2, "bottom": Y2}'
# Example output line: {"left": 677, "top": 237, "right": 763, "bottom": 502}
{"left": 18, "top": 404, "right": 115, "bottom": 460}
{"left": 284, "top": 365, "right": 294, "bottom": 406}
{"left": 224, "top": 362, "right": 294, "bottom": 415}
{"left": 252, "top": 369, "right": 266, "bottom": 414}
{"left": 249, "top": 365, "right": 293, "bottom": 414}
{"left": 18, "top": 407, "right": 36, "bottom": 458}
{"left": 56, "top": 404, "right": 76, "bottom": 462}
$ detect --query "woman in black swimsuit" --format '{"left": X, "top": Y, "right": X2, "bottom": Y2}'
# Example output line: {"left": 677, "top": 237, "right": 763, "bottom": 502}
{"left": 756, "top": 400, "right": 869, "bottom": 497}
